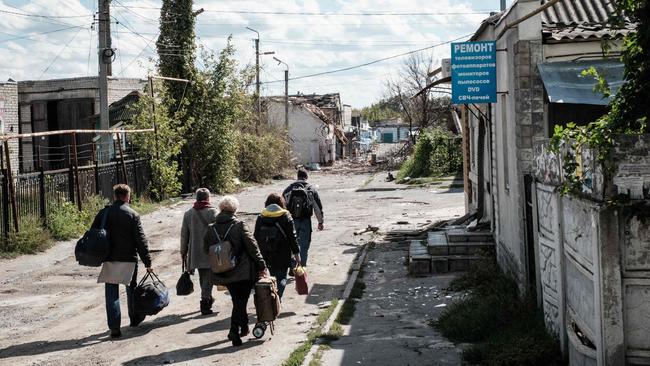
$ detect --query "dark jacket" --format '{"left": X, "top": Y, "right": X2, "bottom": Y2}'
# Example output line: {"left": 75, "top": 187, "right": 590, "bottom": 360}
{"left": 253, "top": 204, "right": 299, "bottom": 271}
{"left": 282, "top": 180, "right": 324, "bottom": 223}
{"left": 203, "top": 212, "right": 266, "bottom": 285}
{"left": 91, "top": 201, "right": 152, "bottom": 267}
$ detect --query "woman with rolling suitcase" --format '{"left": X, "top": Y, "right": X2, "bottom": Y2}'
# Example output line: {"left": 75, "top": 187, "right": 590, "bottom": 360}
{"left": 253, "top": 193, "right": 301, "bottom": 299}
{"left": 204, "top": 196, "right": 269, "bottom": 347}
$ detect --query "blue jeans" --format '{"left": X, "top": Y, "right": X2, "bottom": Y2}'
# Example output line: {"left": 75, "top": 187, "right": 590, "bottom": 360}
{"left": 292, "top": 217, "right": 312, "bottom": 267}
{"left": 197, "top": 268, "right": 214, "bottom": 300}
{"left": 270, "top": 268, "right": 288, "bottom": 299}
{"left": 105, "top": 265, "right": 141, "bottom": 330}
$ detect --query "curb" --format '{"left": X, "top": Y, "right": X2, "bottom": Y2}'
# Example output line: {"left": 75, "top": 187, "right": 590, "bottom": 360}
{"left": 300, "top": 242, "right": 371, "bottom": 366}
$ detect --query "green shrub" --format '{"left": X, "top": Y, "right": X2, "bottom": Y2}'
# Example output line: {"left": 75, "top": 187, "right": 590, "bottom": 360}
{"left": 398, "top": 128, "right": 462, "bottom": 180}
{"left": 236, "top": 132, "right": 289, "bottom": 182}
{"left": 3, "top": 216, "right": 53, "bottom": 255}
{"left": 47, "top": 201, "right": 86, "bottom": 240}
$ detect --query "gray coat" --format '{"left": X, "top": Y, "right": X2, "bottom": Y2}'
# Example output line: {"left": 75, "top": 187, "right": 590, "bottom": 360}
{"left": 181, "top": 206, "right": 218, "bottom": 270}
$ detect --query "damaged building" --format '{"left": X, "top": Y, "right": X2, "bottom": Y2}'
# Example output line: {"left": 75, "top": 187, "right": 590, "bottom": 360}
{"left": 266, "top": 93, "right": 348, "bottom": 166}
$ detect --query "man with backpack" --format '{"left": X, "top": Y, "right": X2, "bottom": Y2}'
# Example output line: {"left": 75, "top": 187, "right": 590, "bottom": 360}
{"left": 254, "top": 193, "right": 300, "bottom": 298}
{"left": 94, "top": 184, "right": 153, "bottom": 338}
{"left": 283, "top": 168, "right": 324, "bottom": 269}
{"left": 180, "top": 188, "right": 218, "bottom": 315}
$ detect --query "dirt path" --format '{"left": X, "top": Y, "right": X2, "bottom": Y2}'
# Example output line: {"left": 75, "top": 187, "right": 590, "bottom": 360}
{"left": 0, "top": 171, "right": 464, "bottom": 366}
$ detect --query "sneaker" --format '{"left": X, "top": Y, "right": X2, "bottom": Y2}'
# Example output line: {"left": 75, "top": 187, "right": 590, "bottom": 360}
{"left": 129, "top": 317, "right": 144, "bottom": 327}
{"left": 110, "top": 329, "right": 122, "bottom": 338}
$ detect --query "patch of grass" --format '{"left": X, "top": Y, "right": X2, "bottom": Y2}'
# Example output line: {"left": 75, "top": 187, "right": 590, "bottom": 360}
{"left": 337, "top": 277, "right": 366, "bottom": 325}
{"left": 282, "top": 299, "right": 339, "bottom": 366}
{"left": 308, "top": 344, "right": 331, "bottom": 366}
{"left": 2, "top": 216, "right": 53, "bottom": 255}
{"left": 433, "top": 257, "right": 565, "bottom": 366}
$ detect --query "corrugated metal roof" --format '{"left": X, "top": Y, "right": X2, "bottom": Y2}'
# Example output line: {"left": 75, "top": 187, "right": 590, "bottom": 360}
{"left": 543, "top": 22, "right": 636, "bottom": 42}
{"left": 540, "top": 0, "right": 635, "bottom": 42}
{"left": 541, "top": 0, "right": 617, "bottom": 25}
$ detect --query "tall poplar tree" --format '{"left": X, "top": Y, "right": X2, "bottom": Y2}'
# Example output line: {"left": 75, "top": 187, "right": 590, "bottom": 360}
{"left": 157, "top": 0, "right": 196, "bottom": 117}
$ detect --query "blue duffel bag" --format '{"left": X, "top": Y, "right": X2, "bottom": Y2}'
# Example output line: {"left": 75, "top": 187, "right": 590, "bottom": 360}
{"left": 133, "top": 271, "right": 170, "bottom": 316}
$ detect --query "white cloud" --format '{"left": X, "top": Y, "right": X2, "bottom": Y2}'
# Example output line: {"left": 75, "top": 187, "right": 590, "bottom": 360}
{"left": 0, "top": 0, "right": 491, "bottom": 106}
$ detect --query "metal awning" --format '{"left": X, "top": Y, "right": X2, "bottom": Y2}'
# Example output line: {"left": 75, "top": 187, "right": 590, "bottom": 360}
{"left": 537, "top": 59, "right": 624, "bottom": 105}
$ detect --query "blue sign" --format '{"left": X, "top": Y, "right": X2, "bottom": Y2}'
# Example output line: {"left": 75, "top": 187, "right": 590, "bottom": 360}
{"left": 451, "top": 41, "right": 497, "bottom": 104}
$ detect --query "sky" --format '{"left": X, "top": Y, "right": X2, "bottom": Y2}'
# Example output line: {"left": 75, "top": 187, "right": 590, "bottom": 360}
{"left": 0, "top": 0, "right": 514, "bottom": 107}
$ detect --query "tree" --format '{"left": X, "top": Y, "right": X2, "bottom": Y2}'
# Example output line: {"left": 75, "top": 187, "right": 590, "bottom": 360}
{"left": 188, "top": 38, "right": 253, "bottom": 192}
{"left": 128, "top": 86, "right": 186, "bottom": 199}
{"left": 385, "top": 53, "right": 453, "bottom": 140}
{"left": 157, "top": 0, "right": 197, "bottom": 112}
{"left": 360, "top": 96, "right": 402, "bottom": 122}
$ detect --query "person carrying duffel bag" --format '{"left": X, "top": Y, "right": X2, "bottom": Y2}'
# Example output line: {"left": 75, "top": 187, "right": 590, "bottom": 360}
{"left": 94, "top": 184, "right": 154, "bottom": 339}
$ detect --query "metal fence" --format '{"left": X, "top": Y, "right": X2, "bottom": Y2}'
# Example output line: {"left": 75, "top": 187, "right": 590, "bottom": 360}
{"left": 0, "top": 158, "right": 151, "bottom": 239}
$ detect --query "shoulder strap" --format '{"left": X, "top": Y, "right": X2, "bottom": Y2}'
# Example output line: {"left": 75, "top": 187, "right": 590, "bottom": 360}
{"left": 193, "top": 208, "right": 210, "bottom": 227}
{"left": 100, "top": 206, "right": 110, "bottom": 230}
{"left": 275, "top": 222, "right": 287, "bottom": 238}
{"left": 213, "top": 222, "right": 236, "bottom": 242}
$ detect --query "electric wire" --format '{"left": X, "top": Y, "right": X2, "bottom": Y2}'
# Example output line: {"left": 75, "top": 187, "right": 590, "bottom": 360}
{"left": 261, "top": 32, "right": 473, "bottom": 85}
{"left": 39, "top": 26, "right": 86, "bottom": 79}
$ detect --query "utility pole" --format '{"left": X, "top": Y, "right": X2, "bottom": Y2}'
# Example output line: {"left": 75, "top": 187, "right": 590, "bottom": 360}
{"left": 273, "top": 57, "right": 289, "bottom": 130}
{"left": 98, "top": 0, "right": 113, "bottom": 160}
{"left": 284, "top": 68, "right": 289, "bottom": 129}
{"left": 246, "top": 27, "right": 261, "bottom": 131}
{"left": 246, "top": 27, "right": 274, "bottom": 133}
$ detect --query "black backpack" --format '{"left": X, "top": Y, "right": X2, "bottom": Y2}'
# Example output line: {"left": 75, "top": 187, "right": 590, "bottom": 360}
{"left": 75, "top": 207, "right": 110, "bottom": 267}
{"left": 257, "top": 220, "right": 287, "bottom": 254}
{"left": 134, "top": 272, "right": 170, "bottom": 316}
{"left": 288, "top": 185, "right": 312, "bottom": 219}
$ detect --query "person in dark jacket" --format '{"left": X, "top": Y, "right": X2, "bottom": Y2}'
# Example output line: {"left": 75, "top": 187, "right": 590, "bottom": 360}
{"left": 93, "top": 184, "right": 153, "bottom": 338}
{"left": 254, "top": 193, "right": 300, "bottom": 299}
{"left": 204, "top": 195, "right": 269, "bottom": 347}
{"left": 283, "top": 169, "right": 324, "bottom": 269}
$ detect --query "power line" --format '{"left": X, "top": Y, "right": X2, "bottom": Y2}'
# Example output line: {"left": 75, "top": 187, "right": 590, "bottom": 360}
{"left": 261, "top": 33, "right": 473, "bottom": 85}
{"left": 117, "top": 5, "right": 493, "bottom": 16}
{"left": 0, "top": 25, "right": 87, "bottom": 44}
{"left": 0, "top": 8, "right": 92, "bottom": 19}
{"left": 39, "top": 26, "right": 86, "bottom": 79}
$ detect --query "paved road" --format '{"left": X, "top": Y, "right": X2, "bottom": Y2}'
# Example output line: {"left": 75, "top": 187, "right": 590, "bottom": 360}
{"left": 0, "top": 170, "right": 463, "bottom": 366}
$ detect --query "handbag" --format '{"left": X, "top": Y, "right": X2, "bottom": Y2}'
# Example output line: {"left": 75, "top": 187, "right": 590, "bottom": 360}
{"left": 134, "top": 271, "right": 170, "bottom": 316}
{"left": 295, "top": 265, "right": 309, "bottom": 295}
{"left": 176, "top": 260, "right": 194, "bottom": 296}
{"left": 75, "top": 207, "right": 110, "bottom": 267}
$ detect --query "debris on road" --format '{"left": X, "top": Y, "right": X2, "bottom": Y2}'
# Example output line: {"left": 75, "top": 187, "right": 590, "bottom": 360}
{"left": 354, "top": 225, "right": 379, "bottom": 236}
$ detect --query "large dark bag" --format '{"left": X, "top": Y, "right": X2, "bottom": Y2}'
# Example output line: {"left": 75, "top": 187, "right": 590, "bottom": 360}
{"left": 75, "top": 208, "right": 110, "bottom": 267}
{"left": 134, "top": 272, "right": 170, "bottom": 316}
{"left": 176, "top": 260, "right": 194, "bottom": 296}
{"left": 257, "top": 221, "right": 287, "bottom": 254}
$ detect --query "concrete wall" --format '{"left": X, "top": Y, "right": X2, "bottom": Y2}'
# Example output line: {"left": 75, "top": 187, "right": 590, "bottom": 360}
{"left": 268, "top": 101, "right": 334, "bottom": 165}
{"left": 534, "top": 136, "right": 650, "bottom": 365}
{"left": 0, "top": 82, "right": 20, "bottom": 173}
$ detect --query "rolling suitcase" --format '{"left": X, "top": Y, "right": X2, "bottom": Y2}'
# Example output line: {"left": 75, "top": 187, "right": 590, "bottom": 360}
{"left": 253, "top": 276, "right": 281, "bottom": 338}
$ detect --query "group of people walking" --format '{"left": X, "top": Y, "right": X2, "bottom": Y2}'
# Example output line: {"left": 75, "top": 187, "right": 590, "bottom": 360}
{"left": 92, "top": 169, "right": 324, "bottom": 347}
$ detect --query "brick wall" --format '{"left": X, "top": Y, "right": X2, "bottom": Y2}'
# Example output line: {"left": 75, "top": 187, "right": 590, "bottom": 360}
{"left": 0, "top": 82, "right": 20, "bottom": 174}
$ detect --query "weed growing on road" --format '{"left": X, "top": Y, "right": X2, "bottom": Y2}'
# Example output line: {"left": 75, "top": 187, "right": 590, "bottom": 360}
{"left": 308, "top": 344, "right": 331, "bottom": 366}
{"left": 433, "top": 257, "right": 564, "bottom": 366}
{"left": 47, "top": 201, "right": 88, "bottom": 241}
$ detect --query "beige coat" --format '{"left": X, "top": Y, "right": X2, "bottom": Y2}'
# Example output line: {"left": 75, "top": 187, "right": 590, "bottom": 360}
{"left": 181, "top": 207, "right": 218, "bottom": 270}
